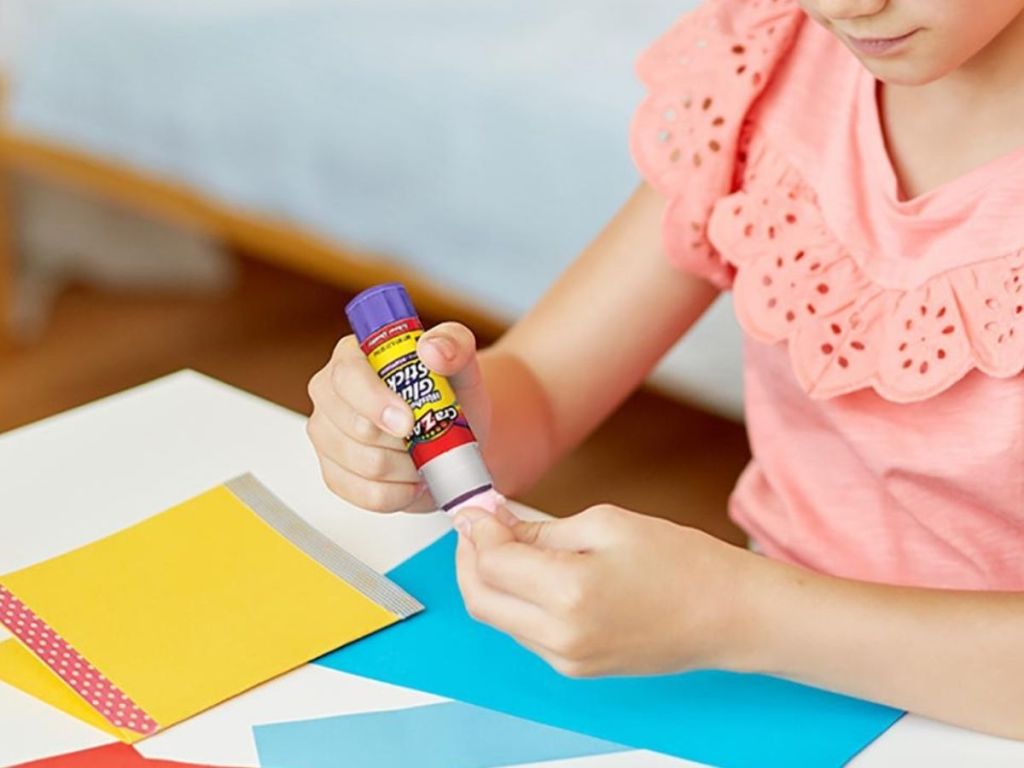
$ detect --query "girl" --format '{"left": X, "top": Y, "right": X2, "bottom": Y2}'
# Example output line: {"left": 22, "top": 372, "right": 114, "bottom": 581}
{"left": 307, "top": 0, "right": 1024, "bottom": 738}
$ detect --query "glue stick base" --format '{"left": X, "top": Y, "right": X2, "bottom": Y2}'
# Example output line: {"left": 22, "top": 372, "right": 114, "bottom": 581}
{"left": 419, "top": 442, "right": 496, "bottom": 513}
{"left": 445, "top": 488, "right": 506, "bottom": 516}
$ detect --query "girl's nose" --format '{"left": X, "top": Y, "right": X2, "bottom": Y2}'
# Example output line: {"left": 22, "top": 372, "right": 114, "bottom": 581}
{"left": 814, "top": 0, "right": 888, "bottom": 20}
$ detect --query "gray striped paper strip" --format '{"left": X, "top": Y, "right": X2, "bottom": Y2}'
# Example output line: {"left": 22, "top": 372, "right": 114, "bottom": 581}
{"left": 225, "top": 473, "right": 423, "bottom": 619}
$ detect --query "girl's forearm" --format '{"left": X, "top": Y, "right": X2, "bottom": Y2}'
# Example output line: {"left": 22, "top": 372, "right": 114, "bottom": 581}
{"left": 476, "top": 347, "right": 560, "bottom": 495}
{"left": 467, "top": 183, "right": 720, "bottom": 498}
{"left": 739, "top": 557, "right": 1024, "bottom": 739}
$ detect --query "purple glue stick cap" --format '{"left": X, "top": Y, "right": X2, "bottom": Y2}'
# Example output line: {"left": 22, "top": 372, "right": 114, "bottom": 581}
{"left": 345, "top": 283, "right": 418, "bottom": 343}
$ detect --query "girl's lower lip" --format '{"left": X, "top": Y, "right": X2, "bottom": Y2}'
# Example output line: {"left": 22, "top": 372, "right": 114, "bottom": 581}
{"left": 848, "top": 29, "right": 919, "bottom": 56}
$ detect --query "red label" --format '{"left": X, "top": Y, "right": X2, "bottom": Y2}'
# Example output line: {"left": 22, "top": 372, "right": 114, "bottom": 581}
{"left": 409, "top": 417, "right": 476, "bottom": 466}
{"left": 360, "top": 317, "right": 423, "bottom": 355}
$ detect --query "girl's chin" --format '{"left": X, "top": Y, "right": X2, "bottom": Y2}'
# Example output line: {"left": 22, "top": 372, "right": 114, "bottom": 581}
{"left": 856, "top": 55, "right": 953, "bottom": 87}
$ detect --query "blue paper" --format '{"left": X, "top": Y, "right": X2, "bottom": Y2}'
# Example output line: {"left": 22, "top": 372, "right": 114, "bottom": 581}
{"left": 316, "top": 533, "right": 903, "bottom": 768}
{"left": 253, "top": 700, "right": 629, "bottom": 768}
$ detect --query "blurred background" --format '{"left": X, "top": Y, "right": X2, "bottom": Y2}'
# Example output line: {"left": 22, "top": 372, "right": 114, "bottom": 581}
{"left": 0, "top": 0, "right": 749, "bottom": 541}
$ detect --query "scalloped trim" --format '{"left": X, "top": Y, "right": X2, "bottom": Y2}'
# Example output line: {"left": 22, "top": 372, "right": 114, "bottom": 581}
{"left": 707, "top": 135, "right": 1024, "bottom": 403}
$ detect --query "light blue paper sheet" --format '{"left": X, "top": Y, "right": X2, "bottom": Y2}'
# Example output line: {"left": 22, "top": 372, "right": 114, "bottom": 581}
{"left": 316, "top": 533, "right": 904, "bottom": 768}
{"left": 253, "top": 700, "right": 629, "bottom": 768}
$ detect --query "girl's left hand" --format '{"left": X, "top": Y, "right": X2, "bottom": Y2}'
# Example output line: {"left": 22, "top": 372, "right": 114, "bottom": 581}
{"left": 453, "top": 504, "right": 766, "bottom": 678}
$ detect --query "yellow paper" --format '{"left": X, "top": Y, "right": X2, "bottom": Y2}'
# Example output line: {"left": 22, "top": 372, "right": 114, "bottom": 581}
{"left": 0, "top": 638, "right": 136, "bottom": 741}
{"left": 0, "top": 477, "right": 414, "bottom": 739}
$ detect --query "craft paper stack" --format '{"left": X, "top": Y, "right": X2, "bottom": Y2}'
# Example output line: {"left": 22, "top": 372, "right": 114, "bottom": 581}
{"left": 0, "top": 474, "right": 421, "bottom": 743}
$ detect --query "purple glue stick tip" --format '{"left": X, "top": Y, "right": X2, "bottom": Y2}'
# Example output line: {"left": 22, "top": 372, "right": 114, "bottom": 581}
{"left": 345, "top": 282, "right": 418, "bottom": 343}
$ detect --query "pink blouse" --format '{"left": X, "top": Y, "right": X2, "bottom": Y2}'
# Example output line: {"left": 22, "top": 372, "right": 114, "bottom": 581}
{"left": 630, "top": 0, "right": 1024, "bottom": 590}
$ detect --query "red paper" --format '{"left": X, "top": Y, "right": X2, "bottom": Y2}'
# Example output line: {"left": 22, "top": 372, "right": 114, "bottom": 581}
{"left": 13, "top": 743, "right": 236, "bottom": 768}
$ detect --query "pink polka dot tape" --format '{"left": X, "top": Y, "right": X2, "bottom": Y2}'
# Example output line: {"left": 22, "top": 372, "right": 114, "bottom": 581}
{"left": 0, "top": 584, "right": 157, "bottom": 735}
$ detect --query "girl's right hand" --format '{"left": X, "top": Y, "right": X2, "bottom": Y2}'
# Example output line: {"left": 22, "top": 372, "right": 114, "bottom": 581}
{"left": 306, "top": 321, "right": 491, "bottom": 513}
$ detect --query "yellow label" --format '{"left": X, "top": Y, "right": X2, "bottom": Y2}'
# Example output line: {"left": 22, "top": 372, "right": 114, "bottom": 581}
{"left": 365, "top": 324, "right": 463, "bottom": 450}
{"left": 366, "top": 327, "right": 458, "bottom": 442}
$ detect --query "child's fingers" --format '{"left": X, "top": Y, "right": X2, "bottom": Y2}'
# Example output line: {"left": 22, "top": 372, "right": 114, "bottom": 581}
{"left": 474, "top": 539, "right": 580, "bottom": 610}
{"left": 416, "top": 323, "right": 491, "bottom": 438}
{"left": 403, "top": 486, "right": 438, "bottom": 514}
{"left": 319, "top": 456, "right": 423, "bottom": 513}
{"left": 307, "top": 414, "right": 419, "bottom": 484}
{"left": 330, "top": 335, "right": 414, "bottom": 439}
{"left": 453, "top": 511, "right": 585, "bottom": 609}
{"left": 322, "top": 397, "right": 406, "bottom": 451}
{"left": 493, "top": 505, "right": 522, "bottom": 528}
{"left": 512, "top": 635, "right": 554, "bottom": 661}
{"left": 456, "top": 508, "right": 516, "bottom": 547}
{"left": 512, "top": 504, "right": 626, "bottom": 552}
{"left": 417, "top": 322, "right": 481, "bottom": 391}
{"left": 455, "top": 534, "right": 560, "bottom": 649}
{"left": 308, "top": 362, "right": 405, "bottom": 451}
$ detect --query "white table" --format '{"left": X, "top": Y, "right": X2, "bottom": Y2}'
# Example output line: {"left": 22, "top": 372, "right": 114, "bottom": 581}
{"left": 0, "top": 371, "right": 1020, "bottom": 767}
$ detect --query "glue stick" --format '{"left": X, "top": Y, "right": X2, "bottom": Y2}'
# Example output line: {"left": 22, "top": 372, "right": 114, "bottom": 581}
{"left": 345, "top": 283, "right": 504, "bottom": 515}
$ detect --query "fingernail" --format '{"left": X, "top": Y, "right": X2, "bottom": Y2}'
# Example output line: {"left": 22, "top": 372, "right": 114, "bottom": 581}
{"left": 381, "top": 406, "right": 410, "bottom": 437}
{"left": 424, "top": 334, "right": 456, "bottom": 362}
{"left": 495, "top": 506, "right": 519, "bottom": 527}
{"left": 453, "top": 507, "right": 490, "bottom": 536}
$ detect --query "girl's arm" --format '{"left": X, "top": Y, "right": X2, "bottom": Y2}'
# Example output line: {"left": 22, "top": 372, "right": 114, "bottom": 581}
{"left": 749, "top": 555, "right": 1024, "bottom": 739}
{"left": 307, "top": 182, "right": 716, "bottom": 514}
{"left": 477, "top": 182, "right": 719, "bottom": 495}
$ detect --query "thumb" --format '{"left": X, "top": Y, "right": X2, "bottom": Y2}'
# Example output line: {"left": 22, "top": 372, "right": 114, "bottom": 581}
{"left": 417, "top": 322, "right": 479, "bottom": 382}
{"left": 454, "top": 507, "right": 515, "bottom": 549}
{"left": 417, "top": 322, "right": 490, "bottom": 437}
{"left": 513, "top": 514, "right": 603, "bottom": 553}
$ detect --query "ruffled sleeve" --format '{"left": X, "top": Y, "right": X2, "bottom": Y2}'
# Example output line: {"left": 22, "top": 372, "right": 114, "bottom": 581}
{"left": 630, "top": 0, "right": 804, "bottom": 289}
